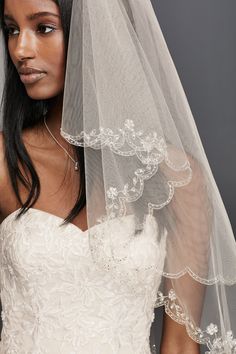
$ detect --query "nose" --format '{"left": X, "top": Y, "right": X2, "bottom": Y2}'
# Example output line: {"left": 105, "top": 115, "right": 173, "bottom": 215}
{"left": 14, "top": 30, "right": 36, "bottom": 62}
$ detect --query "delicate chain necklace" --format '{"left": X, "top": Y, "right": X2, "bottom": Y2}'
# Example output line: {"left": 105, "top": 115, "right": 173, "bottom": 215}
{"left": 44, "top": 116, "right": 80, "bottom": 171}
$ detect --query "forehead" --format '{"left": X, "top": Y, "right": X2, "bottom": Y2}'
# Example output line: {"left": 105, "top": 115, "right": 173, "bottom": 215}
{"left": 4, "top": 0, "right": 58, "bottom": 15}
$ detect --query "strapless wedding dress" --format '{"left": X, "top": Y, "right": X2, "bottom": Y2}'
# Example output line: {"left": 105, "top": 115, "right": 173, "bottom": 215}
{"left": 0, "top": 208, "right": 166, "bottom": 354}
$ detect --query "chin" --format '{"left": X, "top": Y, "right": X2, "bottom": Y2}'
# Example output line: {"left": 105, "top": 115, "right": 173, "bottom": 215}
{"left": 25, "top": 86, "right": 64, "bottom": 100}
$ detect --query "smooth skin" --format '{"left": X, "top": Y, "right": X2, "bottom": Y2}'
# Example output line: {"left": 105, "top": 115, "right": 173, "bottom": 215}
{"left": 0, "top": 1, "right": 200, "bottom": 353}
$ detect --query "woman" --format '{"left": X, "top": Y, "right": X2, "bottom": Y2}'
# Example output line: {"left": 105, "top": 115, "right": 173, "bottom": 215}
{"left": 0, "top": 0, "right": 236, "bottom": 353}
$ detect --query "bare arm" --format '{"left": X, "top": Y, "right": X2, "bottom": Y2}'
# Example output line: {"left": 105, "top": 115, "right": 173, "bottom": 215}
{"left": 158, "top": 152, "right": 210, "bottom": 354}
{"left": 160, "top": 311, "right": 200, "bottom": 354}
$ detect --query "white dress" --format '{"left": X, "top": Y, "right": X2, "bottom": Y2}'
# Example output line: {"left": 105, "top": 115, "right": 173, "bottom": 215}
{"left": 0, "top": 208, "right": 166, "bottom": 354}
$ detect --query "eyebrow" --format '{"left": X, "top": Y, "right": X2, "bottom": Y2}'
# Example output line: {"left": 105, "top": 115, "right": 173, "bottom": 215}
{"left": 4, "top": 11, "right": 60, "bottom": 22}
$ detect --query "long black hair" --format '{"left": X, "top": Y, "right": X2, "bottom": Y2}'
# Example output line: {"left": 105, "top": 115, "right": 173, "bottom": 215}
{"left": 0, "top": 0, "right": 86, "bottom": 223}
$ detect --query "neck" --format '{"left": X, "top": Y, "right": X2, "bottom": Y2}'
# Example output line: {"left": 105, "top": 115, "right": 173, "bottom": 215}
{"left": 45, "top": 93, "right": 63, "bottom": 142}
{"left": 43, "top": 92, "right": 74, "bottom": 154}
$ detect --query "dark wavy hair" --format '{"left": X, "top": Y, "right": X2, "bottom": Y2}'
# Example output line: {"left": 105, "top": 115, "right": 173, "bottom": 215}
{"left": 0, "top": 0, "right": 86, "bottom": 223}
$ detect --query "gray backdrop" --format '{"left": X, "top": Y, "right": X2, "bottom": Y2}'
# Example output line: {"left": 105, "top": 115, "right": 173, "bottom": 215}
{"left": 151, "top": 0, "right": 236, "bottom": 352}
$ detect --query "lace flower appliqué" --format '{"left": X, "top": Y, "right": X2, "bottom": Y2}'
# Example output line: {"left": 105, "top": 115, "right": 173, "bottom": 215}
{"left": 155, "top": 289, "right": 236, "bottom": 354}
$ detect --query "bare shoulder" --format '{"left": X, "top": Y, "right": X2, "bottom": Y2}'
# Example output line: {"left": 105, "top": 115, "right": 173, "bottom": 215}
{"left": 0, "top": 133, "right": 5, "bottom": 218}
{"left": 0, "top": 132, "right": 7, "bottom": 182}
{"left": 0, "top": 132, "right": 10, "bottom": 218}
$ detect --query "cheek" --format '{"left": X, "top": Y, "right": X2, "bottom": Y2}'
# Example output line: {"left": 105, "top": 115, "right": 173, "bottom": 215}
{"left": 27, "top": 35, "right": 66, "bottom": 99}
{"left": 8, "top": 42, "right": 17, "bottom": 66}
{"left": 45, "top": 35, "right": 66, "bottom": 83}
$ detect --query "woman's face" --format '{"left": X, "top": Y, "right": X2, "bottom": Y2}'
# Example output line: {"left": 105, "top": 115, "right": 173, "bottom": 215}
{"left": 3, "top": 0, "right": 66, "bottom": 100}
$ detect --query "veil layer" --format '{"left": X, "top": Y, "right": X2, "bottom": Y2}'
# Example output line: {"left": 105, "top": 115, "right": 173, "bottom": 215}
{"left": 1, "top": 0, "right": 236, "bottom": 352}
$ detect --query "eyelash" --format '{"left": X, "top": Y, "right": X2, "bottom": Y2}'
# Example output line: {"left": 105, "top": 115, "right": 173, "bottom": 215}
{"left": 4, "top": 24, "right": 56, "bottom": 36}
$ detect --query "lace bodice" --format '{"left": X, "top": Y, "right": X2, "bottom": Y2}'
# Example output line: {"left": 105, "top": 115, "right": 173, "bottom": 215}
{"left": 0, "top": 208, "right": 166, "bottom": 354}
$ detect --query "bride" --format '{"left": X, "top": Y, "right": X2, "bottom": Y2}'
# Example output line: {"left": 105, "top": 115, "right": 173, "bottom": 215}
{"left": 0, "top": 0, "right": 236, "bottom": 353}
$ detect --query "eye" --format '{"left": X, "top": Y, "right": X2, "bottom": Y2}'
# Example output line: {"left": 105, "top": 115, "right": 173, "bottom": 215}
{"left": 4, "top": 26, "right": 19, "bottom": 36}
{"left": 37, "top": 24, "right": 56, "bottom": 34}
{"left": 3, "top": 24, "right": 56, "bottom": 37}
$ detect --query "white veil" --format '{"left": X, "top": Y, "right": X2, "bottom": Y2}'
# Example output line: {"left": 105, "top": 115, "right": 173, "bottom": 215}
{"left": 1, "top": 0, "right": 236, "bottom": 352}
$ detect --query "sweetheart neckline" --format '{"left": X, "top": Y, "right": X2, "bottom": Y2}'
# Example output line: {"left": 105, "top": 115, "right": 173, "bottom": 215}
{"left": 0, "top": 208, "right": 145, "bottom": 237}
{"left": 0, "top": 208, "right": 90, "bottom": 235}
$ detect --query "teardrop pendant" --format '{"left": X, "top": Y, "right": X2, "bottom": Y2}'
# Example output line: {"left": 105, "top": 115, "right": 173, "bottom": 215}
{"left": 75, "top": 162, "right": 80, "bottom": 171}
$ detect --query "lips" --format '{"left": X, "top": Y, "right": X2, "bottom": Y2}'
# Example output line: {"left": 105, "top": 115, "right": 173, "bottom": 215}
{"left": 18, "top": 67, "right": 47, "bottom": 84}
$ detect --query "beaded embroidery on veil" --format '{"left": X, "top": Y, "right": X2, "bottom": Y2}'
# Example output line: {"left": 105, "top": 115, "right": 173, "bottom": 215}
{"left": 60, "top": 0, "right": 236, "bottom": 352}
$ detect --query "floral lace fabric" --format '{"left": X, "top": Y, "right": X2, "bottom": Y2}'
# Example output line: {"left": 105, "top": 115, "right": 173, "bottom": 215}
{"left": 0, "top": 208, "right": 166, "bottom": 354}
